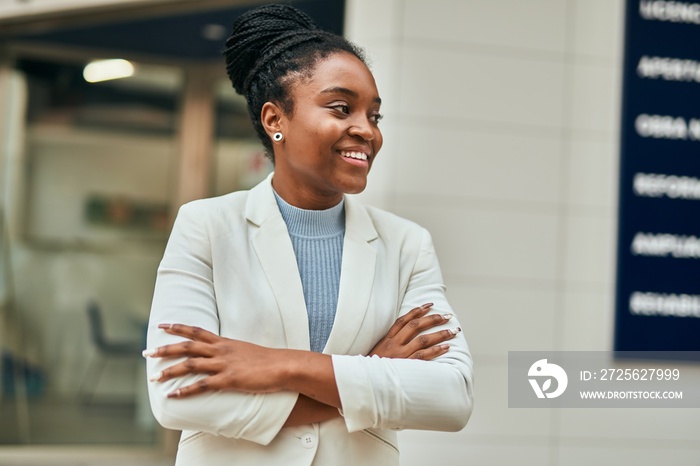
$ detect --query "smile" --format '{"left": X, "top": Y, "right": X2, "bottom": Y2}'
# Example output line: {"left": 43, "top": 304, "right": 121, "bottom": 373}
{"left": 339, "top": 150, "right": 369, "bottom": 161}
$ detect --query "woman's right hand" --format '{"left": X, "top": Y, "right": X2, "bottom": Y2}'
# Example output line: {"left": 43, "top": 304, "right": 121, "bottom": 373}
{"left": 368, "top": 303, "right": 461, "bottom": 360}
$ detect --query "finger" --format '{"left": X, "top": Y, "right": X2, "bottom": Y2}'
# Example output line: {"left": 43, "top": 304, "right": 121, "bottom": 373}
{"left": 409, "top": 343, "right": 450, "bottom": 361}
{"left": 167, "top": 375, "right": 224, "bottom": 399}
{"left": 395, "top": 312, "right": 454, "bottom": 343}
{"left": 405, "top": 327, "right": 461, "bottom": 354}
{"left": 150, "top": 357, "right": 221, "bottom": 382}
{"left": 385, "top": 303, "right": 433, "bottom": 338}
{"left": 158, "top": 323, "right": 219, "bottom": 344}
{"left": 143, "top": 339, "right": 216, "bottom": 358}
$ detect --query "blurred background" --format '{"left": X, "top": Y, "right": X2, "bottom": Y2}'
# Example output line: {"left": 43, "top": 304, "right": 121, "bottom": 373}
{"left": 0, "top": 0, "right": 697, "bottom": 465}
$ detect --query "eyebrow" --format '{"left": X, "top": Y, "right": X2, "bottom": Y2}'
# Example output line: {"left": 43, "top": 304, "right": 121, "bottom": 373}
{"left": 320, "top": 86, "right": 382, "bottom": 104}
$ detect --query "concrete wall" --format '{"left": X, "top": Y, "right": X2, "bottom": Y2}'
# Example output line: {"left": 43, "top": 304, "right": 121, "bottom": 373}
{"left": 345, "top": 0, "right": 700, "bottom": 465}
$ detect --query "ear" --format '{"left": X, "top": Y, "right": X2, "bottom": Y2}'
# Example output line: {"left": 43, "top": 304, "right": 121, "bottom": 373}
{"left": 261, "top": 101, "right": 285, "bottom": 138}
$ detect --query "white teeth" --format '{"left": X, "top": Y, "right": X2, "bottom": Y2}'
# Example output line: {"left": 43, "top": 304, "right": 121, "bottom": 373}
{"left": 340, "top": 151, "right": 368, "bottom": 161}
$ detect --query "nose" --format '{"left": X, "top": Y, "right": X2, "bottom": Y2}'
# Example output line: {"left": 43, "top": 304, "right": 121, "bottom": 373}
{"left": 348, "top": 117, "right": 374, "bottom": 141}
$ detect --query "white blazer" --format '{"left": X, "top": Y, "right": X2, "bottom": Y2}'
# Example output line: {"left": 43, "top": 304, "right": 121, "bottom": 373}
{"left": 146, "top": 174, "right": 473, "bottom": 466}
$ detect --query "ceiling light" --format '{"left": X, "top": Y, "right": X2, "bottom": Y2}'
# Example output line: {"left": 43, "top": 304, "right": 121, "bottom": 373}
{"left": 201, "top": 23, "right": 227, "bottom": 41}
{"left": 83, "top": 59, "right": 135, "bottom": 83}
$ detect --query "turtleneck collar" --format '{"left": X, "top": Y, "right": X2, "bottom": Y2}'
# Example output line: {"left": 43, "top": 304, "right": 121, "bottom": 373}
{"left": 272, "top": 189, "right": 345, "bottom": 238}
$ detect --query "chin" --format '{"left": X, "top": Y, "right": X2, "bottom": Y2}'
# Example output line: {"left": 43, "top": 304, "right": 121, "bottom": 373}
{"left": 341, "top": 180, "right": 367, "bottom": 195}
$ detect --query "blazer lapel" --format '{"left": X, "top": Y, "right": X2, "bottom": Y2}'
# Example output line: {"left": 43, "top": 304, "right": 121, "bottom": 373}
{"left": 324, "top": 195, "right": 378, "bottom": 355}
{"left": 246, "top": 174, "right": 310, "bottom": 351}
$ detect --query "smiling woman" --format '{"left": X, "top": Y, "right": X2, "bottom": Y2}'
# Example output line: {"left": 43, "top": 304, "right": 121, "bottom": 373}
{"left": 143, "top": 4, "right": 473, "bottom": 465}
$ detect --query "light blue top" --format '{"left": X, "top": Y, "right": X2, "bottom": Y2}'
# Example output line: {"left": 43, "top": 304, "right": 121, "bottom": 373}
{"left": 273, "top": 190, "right": 345, "bottom": 352}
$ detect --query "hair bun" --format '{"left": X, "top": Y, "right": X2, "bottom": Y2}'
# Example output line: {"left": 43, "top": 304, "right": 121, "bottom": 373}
{"left": 224, "top": 4, "right": 321, "bottom": 95}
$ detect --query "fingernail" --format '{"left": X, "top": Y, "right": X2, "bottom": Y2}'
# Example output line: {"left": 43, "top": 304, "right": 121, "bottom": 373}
{"left": 149, "top": 371, "right": 162, "bottom": 382}
{"left": 142, "top": 349, "right": 156, "bottom": 357}
{"left": 422, "top": 303, "right": 434, "bottom": 308}
{"left": 158, "top": 323, "right": 172, "bottom": 330}
{"left": 449, "top": 327, "right": 462, "bottom": 335}
{"left": 442, "top": 313, "right": 453, "bottom": 320}
{"left": 167, "top": 389, "right": 181, "bottom": 398}
{"left": 439, "top": 344, "right": 450, "bottom": 350}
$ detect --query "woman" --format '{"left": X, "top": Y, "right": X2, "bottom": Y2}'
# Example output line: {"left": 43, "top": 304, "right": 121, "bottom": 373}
{"left": 144, "top": 4, "right": 473, "bottom": 465}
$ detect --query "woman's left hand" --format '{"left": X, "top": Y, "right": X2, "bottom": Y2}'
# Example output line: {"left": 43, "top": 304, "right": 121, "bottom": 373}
{"left": 145, "top": 323, "right": 293, "bottom": 399}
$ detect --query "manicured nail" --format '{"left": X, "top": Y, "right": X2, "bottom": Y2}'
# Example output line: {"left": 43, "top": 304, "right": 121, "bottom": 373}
{"left": 142, "top": 349, "right": 156, "bottom": 357}
{"left": 167, "top": 389, "right": 181, "bottom": 398}
{"left": 149, "top": 371, "right": 163, "bottom": 382}
{"left": 449, "top": 327, "right": 462, "bottom": 335}
{"left": 158, "top": 323, "right": 172, "bottom": 330}
{"left": 439, "top": 344, "right": 450, "bottom": 350}
{"left": 442, "top": 313, "right": 453, "bottom": 320}
{"left": 422, "top": 303, "right": 434, "bottom": 308}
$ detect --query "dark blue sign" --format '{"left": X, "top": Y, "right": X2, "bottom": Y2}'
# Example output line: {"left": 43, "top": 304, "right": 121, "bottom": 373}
{"left": 615, "top": 0, "right": 700, "bottom": 353}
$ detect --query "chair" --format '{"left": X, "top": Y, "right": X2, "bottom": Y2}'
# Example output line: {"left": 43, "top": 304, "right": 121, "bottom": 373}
{"left": 79, "top": 301, "right": 144, "bottom": 404}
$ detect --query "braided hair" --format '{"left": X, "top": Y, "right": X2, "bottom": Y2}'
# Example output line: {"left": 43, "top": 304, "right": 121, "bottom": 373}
{"left": 223, "top": 4, "right": 366, "bottom": 162}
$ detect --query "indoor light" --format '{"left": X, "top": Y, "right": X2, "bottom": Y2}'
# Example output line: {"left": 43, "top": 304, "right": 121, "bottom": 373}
{"left": 83, "top": 59, "right": 135, "bottom": 83}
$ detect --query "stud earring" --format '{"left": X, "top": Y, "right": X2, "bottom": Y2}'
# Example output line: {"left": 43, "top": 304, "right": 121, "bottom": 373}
{"left": 273, "top": 132, "right": 283, "bottom": 142}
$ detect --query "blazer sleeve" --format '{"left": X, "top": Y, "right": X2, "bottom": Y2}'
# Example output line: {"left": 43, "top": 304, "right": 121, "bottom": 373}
{"left": 146, "top": 202, "right": 298, "bottom": 445}
{"left": 332, "top": 227, "right": 474, "bottom": 433}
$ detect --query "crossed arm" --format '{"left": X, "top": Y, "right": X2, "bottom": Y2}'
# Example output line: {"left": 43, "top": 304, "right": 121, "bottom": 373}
{"left": 145, "top": 303, "right": 461, "bottom": 427}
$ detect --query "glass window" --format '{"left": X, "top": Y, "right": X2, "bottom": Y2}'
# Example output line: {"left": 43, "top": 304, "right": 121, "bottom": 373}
{"left": 0, "top": 56, "right": 182, "bottom": 445}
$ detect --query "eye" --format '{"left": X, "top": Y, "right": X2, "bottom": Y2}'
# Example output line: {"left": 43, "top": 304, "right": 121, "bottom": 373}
{"left": 369, "top": 113, "right": 383, "bottom": 124}
{"left": 330, "top": 104, "right": 350, "bottom": 115}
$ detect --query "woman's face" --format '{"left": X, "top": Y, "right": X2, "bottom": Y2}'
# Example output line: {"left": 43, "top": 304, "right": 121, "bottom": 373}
{"left": 267, "top": 51, "right": 383, "bottom": 209}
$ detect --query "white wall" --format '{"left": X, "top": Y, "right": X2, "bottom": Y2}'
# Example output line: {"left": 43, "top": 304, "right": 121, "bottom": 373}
{"left": 345, "top": 0, "right": 700, "bottom": 465}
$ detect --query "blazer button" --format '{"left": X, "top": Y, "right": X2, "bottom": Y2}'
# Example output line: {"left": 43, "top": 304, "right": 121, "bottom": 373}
{"left": 300, "top": 432, "right": 317, "bottom": 449}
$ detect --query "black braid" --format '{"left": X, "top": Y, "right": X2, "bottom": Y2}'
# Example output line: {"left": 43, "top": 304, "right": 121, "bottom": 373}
{"left": 223, "top": 4, "right": 366, "bottom": 162}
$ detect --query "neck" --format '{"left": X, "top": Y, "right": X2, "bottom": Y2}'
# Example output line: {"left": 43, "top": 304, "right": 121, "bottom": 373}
{"left": 271, "top": 175, "right": 344, "bottom": 210}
